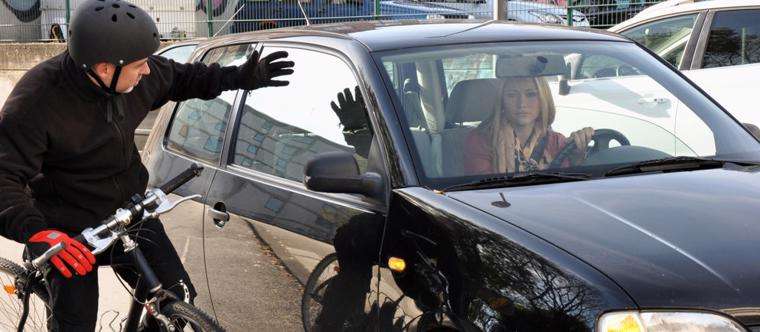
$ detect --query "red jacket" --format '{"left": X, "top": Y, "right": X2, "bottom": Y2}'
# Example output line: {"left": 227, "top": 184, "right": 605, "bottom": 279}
{"left": 464, "top": 129, "right": 571, "bottom": 174}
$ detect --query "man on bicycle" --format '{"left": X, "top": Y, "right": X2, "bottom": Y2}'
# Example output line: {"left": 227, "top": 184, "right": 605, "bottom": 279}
{"left": 0, "top": 0, "right": 294, "bottom": 330}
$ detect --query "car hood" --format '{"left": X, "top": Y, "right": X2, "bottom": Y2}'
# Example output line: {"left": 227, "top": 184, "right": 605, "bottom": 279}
{"left": 446, "top": 166, "right": 760, "bottom": 310}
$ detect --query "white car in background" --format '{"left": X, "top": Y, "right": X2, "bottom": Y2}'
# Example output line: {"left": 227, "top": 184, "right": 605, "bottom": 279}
{"left": 423, "top": 0, "right": 590, "bottom": 26}
{"left": 608, "top": 0, "right": 760, "bottom": 135}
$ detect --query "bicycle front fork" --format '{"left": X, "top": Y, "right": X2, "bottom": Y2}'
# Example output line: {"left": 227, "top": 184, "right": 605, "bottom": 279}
{"left": 121, "top": 234, "right": 170, "bottom": 332}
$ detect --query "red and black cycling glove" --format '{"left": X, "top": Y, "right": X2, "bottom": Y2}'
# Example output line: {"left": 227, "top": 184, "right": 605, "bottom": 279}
{"left": 27, "top": 230, "right": 96, "bottom": 278}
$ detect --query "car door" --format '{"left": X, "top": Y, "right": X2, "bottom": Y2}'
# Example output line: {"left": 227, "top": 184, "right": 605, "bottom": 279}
{"left": 203, "top": 43, "right": 388, "bottom": 330}
{"left": 143, "top": 43, "right": 249, "bottom": 315}
{"left": 692, "top": 8, "right": 760, "bottom": 69}
{"left": 616, "top": 11, "right": 705, "bottom": 71}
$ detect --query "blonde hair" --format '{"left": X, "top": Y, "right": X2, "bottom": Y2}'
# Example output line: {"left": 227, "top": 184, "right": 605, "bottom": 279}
{"left": 479, "top": 76, "right": 557, "bottom": 173}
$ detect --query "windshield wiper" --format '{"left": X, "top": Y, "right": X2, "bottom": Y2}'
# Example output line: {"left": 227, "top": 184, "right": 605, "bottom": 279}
{"left": 604, "top": 156, "right": 758, "bottom": 177}
{"left": 441, "top": 171, "right": 591, "bottom": 193}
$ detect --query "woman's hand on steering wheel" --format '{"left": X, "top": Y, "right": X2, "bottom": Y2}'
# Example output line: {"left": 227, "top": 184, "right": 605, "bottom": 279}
{"left": 568, "top": 127, "right": 595, "bottom": 163}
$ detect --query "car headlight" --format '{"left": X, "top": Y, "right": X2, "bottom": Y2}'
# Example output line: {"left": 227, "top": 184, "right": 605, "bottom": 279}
{"left": 528, "top": 10, "right": 562, "bottom": 24}
{"left": 467, "top": 14, "right": 476, "bottom": 19}
{"left": 426, "top": 14, "right": 446, "bottom": 20}
{"left": 598, "top": 311, "right": 746, "bottom": 332}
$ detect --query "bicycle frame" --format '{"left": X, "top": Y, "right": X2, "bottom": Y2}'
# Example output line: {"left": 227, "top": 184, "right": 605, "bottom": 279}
{"left": 17, "top": 164, "right": 204, "bottom": 332}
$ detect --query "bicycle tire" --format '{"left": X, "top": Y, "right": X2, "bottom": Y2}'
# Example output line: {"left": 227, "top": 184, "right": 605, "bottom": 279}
{"left": 0, "top": 257, "right": 50, "bottom": 332}
{"left": 157, "top": 300, "right": 224, "bottom": 332}
{"left": 301, "top": 253, "right": 339, "bottom": 332}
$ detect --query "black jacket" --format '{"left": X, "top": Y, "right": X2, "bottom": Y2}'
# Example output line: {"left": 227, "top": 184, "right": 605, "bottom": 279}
{"left": 0, "top": 51, "right": 239, "bottom": 243}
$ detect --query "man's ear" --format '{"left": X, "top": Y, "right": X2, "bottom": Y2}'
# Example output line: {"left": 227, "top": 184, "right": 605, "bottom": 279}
{"left": 91, "top": 62, "right": 113, "bottom": 79}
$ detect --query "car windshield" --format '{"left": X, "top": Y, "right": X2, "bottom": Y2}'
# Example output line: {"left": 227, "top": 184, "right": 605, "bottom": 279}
{"left": 375, "top": 41, "right": 760, "bottom": 188}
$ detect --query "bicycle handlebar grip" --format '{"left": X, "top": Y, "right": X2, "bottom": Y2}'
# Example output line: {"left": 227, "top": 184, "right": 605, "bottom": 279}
{"left": 73, "top": 234, "right": 85, "bottom": 244}
{"left": 159, "top": 163, "right": 204, "bottom": 194}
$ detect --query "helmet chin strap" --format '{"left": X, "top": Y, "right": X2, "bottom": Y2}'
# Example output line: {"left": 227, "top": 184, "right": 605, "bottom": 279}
{"left": 86, "top": 65, "right": 125, "bottom": 123}
{"left": 87, "top": 65, "right": 123, "bottom": 96}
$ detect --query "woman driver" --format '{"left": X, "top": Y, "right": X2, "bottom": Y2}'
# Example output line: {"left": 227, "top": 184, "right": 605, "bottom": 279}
{"left": 464, "top": 76, "right": 594, "bottom": 174}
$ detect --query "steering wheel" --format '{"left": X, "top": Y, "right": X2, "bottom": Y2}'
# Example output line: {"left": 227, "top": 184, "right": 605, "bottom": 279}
{"left": 548, "top": 129, "right": 630, "bottom": 169}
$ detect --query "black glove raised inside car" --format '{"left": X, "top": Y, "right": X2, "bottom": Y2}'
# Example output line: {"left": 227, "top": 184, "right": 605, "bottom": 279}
{"left": 236, "top": 48, "right": 295, "bottom": 90}
{"left": 330, "top": 86, "right": 367, "bottom": 131}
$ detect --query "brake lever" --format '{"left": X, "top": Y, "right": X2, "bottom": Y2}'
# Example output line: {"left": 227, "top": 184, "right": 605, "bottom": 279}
{"left": 154, "top": 194, "right": 201, "bottom": 215}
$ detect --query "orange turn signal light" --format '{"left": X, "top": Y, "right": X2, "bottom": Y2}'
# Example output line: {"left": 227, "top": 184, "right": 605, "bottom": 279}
{"left": 388, "top": 257, "right": 406, "bottom": 273}
{"left": 4, "top": 284, "right": 16, "bottom": 295}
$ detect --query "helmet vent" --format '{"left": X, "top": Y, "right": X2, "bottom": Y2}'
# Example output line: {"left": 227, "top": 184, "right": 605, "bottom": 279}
{"left": 126, "top": 12, "right": 135, "bottom": 19}
{"left": 129, "top": 4, "right": 136, "bottom": 8}
{"left": 112, "top": 4, "right": 120, "bottom": 8}
{"left": 112, "top": 14, "right": 117, "bottom": 22}
{"left": 94, "top": 6, "right": 103, "bottom": 11}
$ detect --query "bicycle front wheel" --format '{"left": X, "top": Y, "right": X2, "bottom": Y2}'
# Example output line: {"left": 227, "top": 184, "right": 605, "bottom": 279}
{"left": 0, "top": 257, "right": 50, "bottom": 332}
{"left": 156, "top": 300, "right": 224, "bottom": 332}
{"left": 301, "top": 253, "right": 339, "bottom": 331}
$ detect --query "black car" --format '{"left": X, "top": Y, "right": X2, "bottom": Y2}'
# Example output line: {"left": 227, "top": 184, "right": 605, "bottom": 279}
{"left": 142, "top": 20, "right": 760, "bottom": 331}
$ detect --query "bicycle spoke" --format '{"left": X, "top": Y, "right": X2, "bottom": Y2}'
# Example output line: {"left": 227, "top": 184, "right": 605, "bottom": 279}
{"left": 0, "top": 270, "right": 48, "bottom": 332}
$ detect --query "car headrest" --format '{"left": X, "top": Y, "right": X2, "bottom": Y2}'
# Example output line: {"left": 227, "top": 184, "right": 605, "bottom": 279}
{"left": 445, "top": 78, "right": 500, "bottom": 124}
{"left": 495, "top": 54, "right": 569, "bottom": 78}
{"left": 402, "top": 78, "right": 426, "bottom": 129}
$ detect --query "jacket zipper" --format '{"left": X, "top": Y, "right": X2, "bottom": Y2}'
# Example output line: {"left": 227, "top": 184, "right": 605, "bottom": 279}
{"left": 112, "top": 176, "right": 125, "bottom": 204}
{"left": 111, "top": 115, "right": 129, "bottom": 202}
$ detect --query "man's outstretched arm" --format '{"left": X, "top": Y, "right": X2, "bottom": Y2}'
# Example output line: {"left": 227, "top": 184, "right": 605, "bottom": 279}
{"left": 148, "top": 50, "right": 294, "bottom": 109}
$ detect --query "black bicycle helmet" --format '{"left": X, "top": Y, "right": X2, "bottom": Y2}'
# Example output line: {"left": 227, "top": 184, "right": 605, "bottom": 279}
{"left": 68, "top": 0, "right": 160, "bottom": 69}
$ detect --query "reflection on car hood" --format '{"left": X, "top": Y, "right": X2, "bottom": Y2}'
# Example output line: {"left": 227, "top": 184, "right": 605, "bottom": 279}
{"left": 447, "top": 166, "right": 760, "bottom": 310}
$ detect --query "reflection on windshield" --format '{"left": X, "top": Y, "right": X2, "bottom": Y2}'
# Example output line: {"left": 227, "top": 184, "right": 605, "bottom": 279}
{"left": 377, "top": 41, "right": 759, "bottom": 186}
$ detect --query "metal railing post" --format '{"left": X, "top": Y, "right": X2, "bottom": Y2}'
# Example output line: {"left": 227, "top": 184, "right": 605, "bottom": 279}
{"left": 65, "top": 0, "right": 71, "bottom": 26}
{"left": 375, "top": 0, "right": 380, "bottom": 19}
{"left": 494, "top": 0, "right": 505, "bottom": 20}
{"left": 207, "top": 0, "right": 214, "bottom": 37}
{"left": 567, "top": 5, "right": 573, "bottom": 27}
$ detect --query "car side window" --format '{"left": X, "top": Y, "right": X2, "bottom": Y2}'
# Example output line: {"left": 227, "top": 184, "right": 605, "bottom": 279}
{"left": 158, "top": 44, "right": 198, "bottom": 63}
{"left": 165, "top": 44, "right": 253, "bottom": 163}
{"left": 231, "top": 47, "right": 373, "bottom": 183}
{"left": 621, "top": 14, "right": 698, "bottom": 68}
{"left": 703, "top": 9, "right": 760, "bottom": 68}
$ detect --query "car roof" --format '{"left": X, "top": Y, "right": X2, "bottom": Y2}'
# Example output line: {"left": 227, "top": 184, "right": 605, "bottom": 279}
{"left": 199, "top": 20, "right": 628, "bottom": 52}
{"left": 610, "top": 0, "right": 760, "bottom": 32}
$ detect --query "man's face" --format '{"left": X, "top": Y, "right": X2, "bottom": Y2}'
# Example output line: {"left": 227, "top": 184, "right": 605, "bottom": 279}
{"left": 93, "top": 58, "right": 151, "bottom": 93}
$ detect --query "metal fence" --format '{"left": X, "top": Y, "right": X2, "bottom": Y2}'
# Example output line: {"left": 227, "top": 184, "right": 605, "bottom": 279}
{"left": 0, "top": 0, "right": 663, "bottom": 42}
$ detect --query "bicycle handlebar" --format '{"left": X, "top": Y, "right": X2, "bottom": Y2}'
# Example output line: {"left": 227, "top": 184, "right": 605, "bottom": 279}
{"left": 160, "top": 163, "right": 204, "bottom": 195}
{"left": 28, "top": 164, "right": 204, "bottom": 269}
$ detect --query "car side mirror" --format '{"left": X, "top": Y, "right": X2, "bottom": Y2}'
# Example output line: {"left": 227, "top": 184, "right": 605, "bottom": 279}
{"left": 743, "top": 123, "right": 760, "bottom": 140}
{"left": 304, "top": 151, "right": 383, "bottom": 197}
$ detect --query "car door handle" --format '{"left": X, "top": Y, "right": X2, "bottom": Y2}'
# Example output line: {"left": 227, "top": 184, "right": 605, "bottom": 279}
{"left": 209, "top": 208, "right": 229, "bottom": 229}
{"left": 637, "top": 97, "right": 668, "bottom": 105}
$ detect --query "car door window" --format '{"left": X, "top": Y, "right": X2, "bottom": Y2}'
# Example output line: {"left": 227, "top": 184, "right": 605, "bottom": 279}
{"left": 231, "top": 47, "right": 373, "bottom": 182}
{"left": 158, "top": 44, "right": 198, "bottom": 63}
{"left": 165, "top": 44, "right": 252, "bottom": 163}
{"left": 703, "top": 9, "right": 760, "bottom": 68}
{"left": 621, "top": 14, "right": 698, "bottom": 68}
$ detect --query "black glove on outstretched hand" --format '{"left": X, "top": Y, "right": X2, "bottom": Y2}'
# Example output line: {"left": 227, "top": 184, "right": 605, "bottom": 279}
{"left": 236, "top": 49, "right": 295, "bottom": 90}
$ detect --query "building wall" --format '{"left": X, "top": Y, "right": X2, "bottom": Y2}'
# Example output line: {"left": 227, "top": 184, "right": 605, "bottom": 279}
{"left": 0, "top": 42, "right": 173, "bottom": 107}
